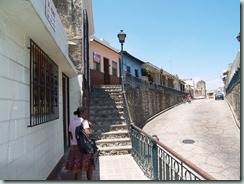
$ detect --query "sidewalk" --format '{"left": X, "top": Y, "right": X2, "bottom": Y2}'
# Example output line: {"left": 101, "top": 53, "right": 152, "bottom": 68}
{"left": 58, "top": 154, "right": 149, "bottom": 180}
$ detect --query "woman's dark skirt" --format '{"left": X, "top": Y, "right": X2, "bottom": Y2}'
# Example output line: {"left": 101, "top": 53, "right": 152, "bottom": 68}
{"left": 65, "top": 145, "right": 96, "bottom": 172}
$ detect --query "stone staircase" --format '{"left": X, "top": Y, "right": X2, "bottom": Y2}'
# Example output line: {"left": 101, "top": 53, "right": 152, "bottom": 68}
{"left": 89, "top": 85, "right": 132, "bottom": 156}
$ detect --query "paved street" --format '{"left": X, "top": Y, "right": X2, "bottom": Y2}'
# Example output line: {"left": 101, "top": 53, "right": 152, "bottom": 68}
{"left": 143, "top": 99, "right": 240, "bottom": 180}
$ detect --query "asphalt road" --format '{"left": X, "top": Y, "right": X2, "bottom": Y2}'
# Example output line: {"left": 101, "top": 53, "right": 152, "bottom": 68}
{"left": 143, "top": 98, "right": 240, "bottom": 180}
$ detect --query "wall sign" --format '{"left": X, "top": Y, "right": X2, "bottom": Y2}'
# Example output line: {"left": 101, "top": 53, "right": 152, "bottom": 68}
{"left": 45, "top": 0, "right": 57, "bottom": 31}
{"left": 93, "top": 52, "right": 101, "bottom": 63}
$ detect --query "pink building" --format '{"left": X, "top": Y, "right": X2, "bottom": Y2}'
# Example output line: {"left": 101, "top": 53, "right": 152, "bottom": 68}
{"left": 89, "top": 36, "right": 120, "bottom": 85}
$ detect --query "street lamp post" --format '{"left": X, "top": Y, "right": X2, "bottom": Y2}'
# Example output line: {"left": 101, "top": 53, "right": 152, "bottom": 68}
{"left": 117, "top": 30, "right": 126, "bottom": 92}
{"left": 236, "top": 32, "right": 240, "bottom": 42}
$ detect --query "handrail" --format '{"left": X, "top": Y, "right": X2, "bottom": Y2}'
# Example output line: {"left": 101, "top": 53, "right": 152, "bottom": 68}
{"left": 131, "top": 124, "right": 216, "bottom": 180}
{"left": 121, "top": 71, "right": 134, "bottom": 125}
{"left": 122, "top": 92, "right": 134, "bottom": 124}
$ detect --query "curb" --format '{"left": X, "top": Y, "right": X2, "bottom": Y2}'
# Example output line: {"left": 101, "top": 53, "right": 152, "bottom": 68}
{"left": 144, "top": 102, "right": 184, "bottom": 124}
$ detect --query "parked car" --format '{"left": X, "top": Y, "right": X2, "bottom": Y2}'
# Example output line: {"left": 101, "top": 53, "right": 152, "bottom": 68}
{"left": 215, "top": 93, "right": 224, "bottom": 100}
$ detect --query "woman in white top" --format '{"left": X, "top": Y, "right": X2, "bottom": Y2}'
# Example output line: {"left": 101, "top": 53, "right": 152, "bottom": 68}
{"left": 65, "top": 107, "right": 95, "bottom": 180}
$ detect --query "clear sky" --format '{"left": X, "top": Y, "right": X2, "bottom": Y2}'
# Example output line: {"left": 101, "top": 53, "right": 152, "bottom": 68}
{"left": 92, "top": 0, "right": 240, "bottom": 90}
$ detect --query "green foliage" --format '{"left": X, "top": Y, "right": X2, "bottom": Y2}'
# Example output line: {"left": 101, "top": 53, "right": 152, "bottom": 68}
{"left": 141, "top": 68, "right": 151, "bottom": 76}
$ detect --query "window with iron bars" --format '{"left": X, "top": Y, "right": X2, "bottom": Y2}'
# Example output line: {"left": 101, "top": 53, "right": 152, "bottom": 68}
{"left": 29, "top": 40, "right": 59, "bottom": 127}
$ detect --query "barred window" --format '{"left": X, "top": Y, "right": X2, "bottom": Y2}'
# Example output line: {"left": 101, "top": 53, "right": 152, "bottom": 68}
{"left": 112, "top": 61, "right": 117, "bottom": 76}
{"left": 29, "top": 40, "right": 59, "bottom": 127}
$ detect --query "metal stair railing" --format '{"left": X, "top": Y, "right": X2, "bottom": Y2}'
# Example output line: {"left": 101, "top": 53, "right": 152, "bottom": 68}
{"left": 130, "top": 124, "right": 216, "bottom": 180}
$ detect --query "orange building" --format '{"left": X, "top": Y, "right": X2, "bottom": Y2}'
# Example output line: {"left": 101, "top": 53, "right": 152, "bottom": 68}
{"left": 89, "top": 36, "right": 120, "bottom": 86}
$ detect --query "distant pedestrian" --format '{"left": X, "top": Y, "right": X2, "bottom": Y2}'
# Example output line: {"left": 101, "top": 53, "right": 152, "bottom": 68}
{"left": 65, "top": 107, "right": 95, "bottom": 180}
{"left": 182, "top": 95, "right": 187, "bottom": 103}
{"left": 187, "top": 94, "right": 191, "bottom": 103}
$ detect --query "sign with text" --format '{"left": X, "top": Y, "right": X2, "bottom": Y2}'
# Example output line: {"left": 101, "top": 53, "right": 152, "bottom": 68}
{"left": 45, "top": 0, "right": 57, "bottom": 31}
{"left": 93, "top": 52, "right": 101, "bottom": 63}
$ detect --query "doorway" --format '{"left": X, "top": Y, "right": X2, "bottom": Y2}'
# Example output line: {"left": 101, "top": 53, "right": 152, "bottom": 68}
{"left": 62, "top": 74, "right": 70, "bottom": 152}
{"left": 104, "top": 57, "right": 110, "bottom": 84}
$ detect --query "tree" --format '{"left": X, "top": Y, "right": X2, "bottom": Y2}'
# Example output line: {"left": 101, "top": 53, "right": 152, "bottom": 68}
{"left": 142, "top": 68, "right": 151, "bottom": 77}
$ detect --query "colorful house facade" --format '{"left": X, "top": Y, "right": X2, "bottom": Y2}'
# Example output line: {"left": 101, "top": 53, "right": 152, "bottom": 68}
{"left": 89, "top": 36, "right": 120, "bottom": 86}
{"left": 122, "top": 51, "right": 144, "bottom": 79}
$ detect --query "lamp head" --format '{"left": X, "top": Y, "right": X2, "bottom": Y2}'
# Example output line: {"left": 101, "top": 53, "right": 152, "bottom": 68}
{"left": 118, "top": 30, "right": 126, "bottom": 44}
{"left": 236, "top": 32, "right": 240, "bottom": 42}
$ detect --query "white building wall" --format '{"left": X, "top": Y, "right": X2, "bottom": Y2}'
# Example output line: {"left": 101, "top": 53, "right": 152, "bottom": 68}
{"left": 69, "top": 74, "right": 83, "bottom": 119}
{"left": 0, "top": 0, "right": 77, "bottom": 180}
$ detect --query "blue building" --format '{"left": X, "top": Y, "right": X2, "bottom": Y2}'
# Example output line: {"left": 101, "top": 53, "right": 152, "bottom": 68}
{"left": 122, "top": 51, "right": 144, "bottom": 79}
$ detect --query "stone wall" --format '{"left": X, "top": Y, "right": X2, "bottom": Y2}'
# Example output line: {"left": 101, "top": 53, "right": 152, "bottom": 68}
{"left": 225, "top": 83, "right": 240, "bottom": 127}
{"left": 53, "top": 0, "right": 83, "bottom": 73}
{"left": 126, "top": 86, "right": 183, "bottom": 128}
{"left": 53, "top": 0, "right": 86, "bottom": 116}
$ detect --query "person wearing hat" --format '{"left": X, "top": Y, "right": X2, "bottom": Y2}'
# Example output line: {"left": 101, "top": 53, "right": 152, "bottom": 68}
{"left": 65, "top": 107, "right": 95, "bottom": 180}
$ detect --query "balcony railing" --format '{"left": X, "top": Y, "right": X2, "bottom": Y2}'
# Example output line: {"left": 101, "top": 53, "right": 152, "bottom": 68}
{"left": 125, "top": 73, "right": 186, "bottom": 96}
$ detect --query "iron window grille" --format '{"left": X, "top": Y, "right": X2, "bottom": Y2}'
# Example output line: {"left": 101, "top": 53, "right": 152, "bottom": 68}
{"left": 29, "top": 39, "right": 59, "bottom": 127}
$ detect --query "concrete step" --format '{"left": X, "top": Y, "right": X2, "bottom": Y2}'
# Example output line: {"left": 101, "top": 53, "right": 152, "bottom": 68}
{"left": 90, "top": 100, "right": 123, "bottom": 105}
{"left": 90, "top": 92, "right": 122, "bottom": 97}
{"left": 91, "top": 122, "right": 126, "bottom": 134}
{"left": 96, "top": 138, "right": 131, "bottom": 147}
{"left": 100, "top": 130, "right": 130, "bottom": 139}
{"left": 89, "top": 112, "right": 124, "bottom": 120}
{"left": 90, "top": 104, "right": 123, "bottom": 109}
{"left": 92, "top": 124, "right": 128, "bottom": 133}
{"left": 89, "top": 117, "right": 125, "bottom": 122}
{"left": 90, "top": 109, "right": 123, "bottom": 115}
{"left": 91, "top": 120, "right": 126, "bottom": 126}
{"left": 89, "top": 108, "right": 123, "bottom": 114}
{"left": 110, "top": 124, "right": 128, "bottom": 131}
{"left": 90, "top": 96, "right": 123, "bottom": 102}
{"left": 92, "top": 125, "right": 126, "bottom": 135}
{"left": 98, "top": 145, "right": 132, "bottom": 156}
